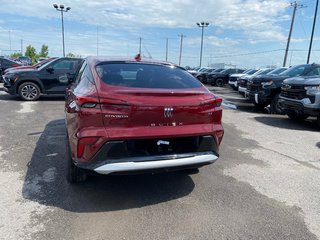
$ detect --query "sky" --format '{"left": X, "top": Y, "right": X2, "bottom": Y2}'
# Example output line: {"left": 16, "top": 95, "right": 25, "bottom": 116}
{"left": 0, "top": 0, "right": 319, "bottom": 68}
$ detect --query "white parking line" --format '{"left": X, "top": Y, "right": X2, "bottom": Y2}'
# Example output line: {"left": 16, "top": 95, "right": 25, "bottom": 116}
{"left": 16, "top": 102, "right": 37, "bottom": 113}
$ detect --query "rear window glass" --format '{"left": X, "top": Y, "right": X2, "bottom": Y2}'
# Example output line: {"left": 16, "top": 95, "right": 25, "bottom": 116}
{"left": 95, "top": 63, "right": 202, "bottom": 89}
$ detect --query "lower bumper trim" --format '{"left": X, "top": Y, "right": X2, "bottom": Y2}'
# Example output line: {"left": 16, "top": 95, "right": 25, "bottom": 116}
{"left": 94, "top": 154, "right": 218, "bottom": 175}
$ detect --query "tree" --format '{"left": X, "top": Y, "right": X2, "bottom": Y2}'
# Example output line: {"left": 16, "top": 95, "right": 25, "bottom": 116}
{"left": 10, "top": 52, "right": 22, "bottom": 59}
{"left": 66, "top": 52, "right": 75, "bottom": 58}
{"left": 25, "top": 45, "right": 37, "bottom": 63}
{"left": 38, "top": 44, "right": 49, "bottom": 58}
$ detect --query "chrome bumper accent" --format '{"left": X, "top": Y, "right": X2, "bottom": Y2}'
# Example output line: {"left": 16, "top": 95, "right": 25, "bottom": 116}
{"left": 94, "top": 154, "right": 218, "bottom": 174}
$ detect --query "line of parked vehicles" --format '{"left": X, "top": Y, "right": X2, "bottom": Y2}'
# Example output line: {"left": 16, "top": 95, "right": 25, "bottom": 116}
{"left": 190, "top": 64, "right": 320, "bottom": 128}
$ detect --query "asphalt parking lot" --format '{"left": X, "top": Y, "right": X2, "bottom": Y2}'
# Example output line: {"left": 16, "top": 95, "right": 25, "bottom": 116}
{"left": 0, "top": 83, "right": 319, "bottom": 240}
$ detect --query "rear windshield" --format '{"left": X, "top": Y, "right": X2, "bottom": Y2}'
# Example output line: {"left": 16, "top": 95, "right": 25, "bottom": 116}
{"left": 96, "top": 63, "right": 203, "bottom": 89}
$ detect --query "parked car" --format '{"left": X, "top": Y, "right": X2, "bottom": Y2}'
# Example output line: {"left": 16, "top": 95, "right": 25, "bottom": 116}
{"left": 238, "top": 68, "right": 274, "bottom": 96}
{"left": 2, "top": 57, "right": 82, "bottom": 100}
{"left": 4, "top": 57, "right": 57, "bottom": 74}
{"left": 0, "top": 57, "right": 22, "bottom": 80}
{"left": 279, "top": 76, "right": 320, "bottom": 127}
{"left": 207, "top": 68, "right": 244, "bottom": 86}
{"left": 246, "top": 64, "right": 320, "bottom": 113}
{"left": 65, "top": 57, "right": 224, "bottom": 183}
{"left": 188, "top": 67, "right": 211, "bottom": 77}
{"left": 266, "top": 67, "right": 288, "bottom": 76}
{"left": 18, "top": 56, "right": 31, "bottom": 65}
{"left": 195, "top": 68, "right": 222, "bottom": 84}
{"left": 228, "top": 69, "right": 258, "bottom": 90}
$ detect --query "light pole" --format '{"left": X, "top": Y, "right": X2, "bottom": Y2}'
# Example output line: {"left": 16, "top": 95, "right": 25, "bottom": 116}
{"left": 53, "top": 4, "right": 71, "bottom": 57}
{"left": 197, "top": 22, "right": 209, "bottom": 67}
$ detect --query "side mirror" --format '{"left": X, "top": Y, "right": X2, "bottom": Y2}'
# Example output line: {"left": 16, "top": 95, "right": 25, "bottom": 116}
{"left": 46, "top": 67, "right": 54, "bottom": 73}
{"left": 59, "top": 73, "right": 74, "bottom": 84}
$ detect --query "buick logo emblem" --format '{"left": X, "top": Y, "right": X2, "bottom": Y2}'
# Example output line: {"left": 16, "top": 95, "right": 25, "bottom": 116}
{"left": 164, "top": 107, "right": 173, "bottom": 118}
{"left": 282, "top": 84, "right": 291, "bottom": 89}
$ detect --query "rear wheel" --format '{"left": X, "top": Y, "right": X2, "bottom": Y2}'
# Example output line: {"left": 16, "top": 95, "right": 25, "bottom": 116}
{"left": 287, "top": 113, "right": 309, "bottom": 121}
{"left": 18, "top": 82, "right": 40, "bottom": 101}
{"left": 66, "top": 137, "right": 87, "bottom": 183}
{"left": 216, "top": 78, "right": 224, "bottom": 87}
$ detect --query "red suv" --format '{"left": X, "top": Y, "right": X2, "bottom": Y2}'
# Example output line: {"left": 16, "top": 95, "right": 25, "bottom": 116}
{"left": 65, "top": 57, "right": 224, "bottom": 183}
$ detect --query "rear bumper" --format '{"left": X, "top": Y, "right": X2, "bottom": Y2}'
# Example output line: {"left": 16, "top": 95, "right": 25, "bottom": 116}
{"left": 93, "top": 152, "right": 218, "bottom": 175}
{"left": 74, "top": 134, "right": 221, "bottom": 175}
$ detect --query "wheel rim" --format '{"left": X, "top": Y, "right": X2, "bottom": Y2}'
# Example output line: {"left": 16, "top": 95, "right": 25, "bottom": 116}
{"left": 21, "top": 85, "right": 38, "bottom": 100}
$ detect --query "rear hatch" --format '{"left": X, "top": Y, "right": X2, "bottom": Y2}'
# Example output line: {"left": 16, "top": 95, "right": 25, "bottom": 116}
{"left": 94, "top": 61, "right": 222, "bottom": 139}
{"left": 98, "top": 88, "right": 219, "bottom": 129}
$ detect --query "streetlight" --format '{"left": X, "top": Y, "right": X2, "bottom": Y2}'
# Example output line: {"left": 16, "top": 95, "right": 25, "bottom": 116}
{"left": 196, "top": 22, "right": 209, "bottom": 67}
{"left": 53, "top": 4, "right": 71, "bottom": 57}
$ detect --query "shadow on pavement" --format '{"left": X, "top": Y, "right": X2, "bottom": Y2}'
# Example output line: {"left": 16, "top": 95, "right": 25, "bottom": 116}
{"left": 22, "top": 119, "right": 195, "bottom": 213}
{"left": 254, "top": 116, "right": 319, "bottom": 131}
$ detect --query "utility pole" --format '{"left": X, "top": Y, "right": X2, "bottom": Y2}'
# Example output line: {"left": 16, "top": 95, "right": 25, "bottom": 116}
{"left": 307, "top": 0, "right": 318, "bottom": 63}
{"left": 178, "top": 34, "right": 186, "bottom": 66}
{"left": 21, "top": 39, "right": 23, "bottom": 55}
{"left": 9, "top": 30, "right": 12, "bottom": 54}
{"left": 197, "top": 22, "right": 209, "bottom": 67}
{"left": 139, "top": 37, "right": 142, "bottom": 55}
{"left": 53, "top": 4, "right": 71, "bottom": 57}
{"left": 165, "top": 38, "right": 168, "bottom": 62}
{"left": 283, "top": 2, "right": 303, "bottom": 67}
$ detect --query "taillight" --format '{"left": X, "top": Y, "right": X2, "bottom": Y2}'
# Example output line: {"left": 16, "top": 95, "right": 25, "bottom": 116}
{"left": 75, "top": 96, "right": 99, "bottom": 109}
{"left": 77, "top": 137, "right": 99, "bottom": 159}
{"left": 81, "top": 102, "right": 97, "bottom": 108}
{"left": 201, "top": 97, "right": 223, "bottom": 107}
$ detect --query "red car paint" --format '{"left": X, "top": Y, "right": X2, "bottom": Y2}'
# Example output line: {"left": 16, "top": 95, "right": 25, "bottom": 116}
{"left": 65, "top": 57, "right": 223, "bottom": 180}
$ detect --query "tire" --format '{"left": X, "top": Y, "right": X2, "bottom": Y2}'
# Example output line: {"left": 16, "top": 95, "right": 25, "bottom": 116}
{"left": 270, "top": 94, "right": 283, "bottom": 114}
{"left": 287, "top": 113, "right": 309, "bottom": 121}
{"left": 18, "top": 82, "right": 41, "bottom": 101}
{"left": 253, "top": 102, "right": 268, "bottom": 110}
{"left": 66, "top": 137, "right": 87, "bottom": 183}
{"left": 216, "top": 78, "right": 224, "bottom": 87}
{"left": 317, "top": 115, "right": 320, "bottom": 128}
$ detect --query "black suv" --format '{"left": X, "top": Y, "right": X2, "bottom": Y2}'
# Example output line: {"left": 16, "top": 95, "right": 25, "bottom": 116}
{"left": 196, "top": 68, "right": 223, "bottom": 84}
{"left": 246, "top": 64, "right": 320, "bottom": 113}
{"left": 3, "top": 57, "right": 82, "bottom": 100}
{"left": 279, "top": 76, "right": 320, "bottom": 127}
{"left": 207, "top": 68, "right": 244, "bottom": 87}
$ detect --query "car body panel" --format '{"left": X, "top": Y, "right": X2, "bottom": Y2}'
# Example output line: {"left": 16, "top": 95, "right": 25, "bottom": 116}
{"left": 65, "top": 57, "right": 224, "bottom": 175}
